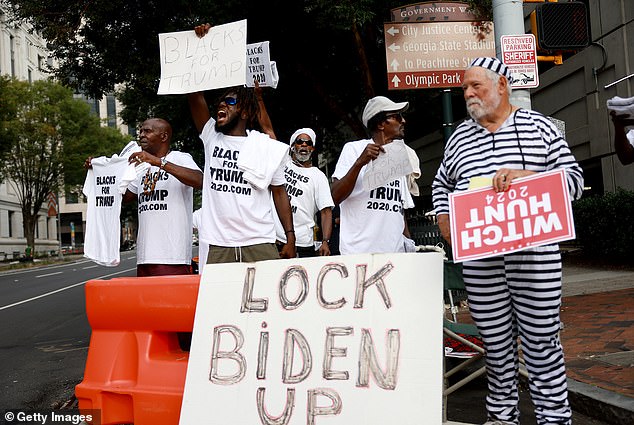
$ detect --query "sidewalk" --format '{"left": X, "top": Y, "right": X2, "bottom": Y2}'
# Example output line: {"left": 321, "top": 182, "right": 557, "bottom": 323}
{"left": 445, "top": 257, "right": 634, "bottom": 425}
{"left": 559, "top": 262, "right": 634, "bottom": 424}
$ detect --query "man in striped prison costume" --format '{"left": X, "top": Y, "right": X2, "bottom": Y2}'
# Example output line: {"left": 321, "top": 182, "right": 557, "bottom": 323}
{"left": 432, "top": 57, "right": 584, "bottom": 425}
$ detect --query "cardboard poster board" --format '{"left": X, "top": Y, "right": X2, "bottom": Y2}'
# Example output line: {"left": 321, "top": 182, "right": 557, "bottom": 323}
{"left": 448, "top": 170, "right": 576, "bottom": 262}
{"left": 246, "top": 41, "right": 279, "bottom": 88}
{"left": 362, "top": 140, "right": 416, "bottom": 191}
{"left": 158, "top": 20, "right": 247, "bottom": 94}
{"left": 179, "top": 253, "right": 444, "bottom": 425}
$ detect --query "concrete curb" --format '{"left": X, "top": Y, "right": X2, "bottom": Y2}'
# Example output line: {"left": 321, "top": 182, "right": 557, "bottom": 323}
{"left": 568, "top": 378, "right": 634, "bottom": 425}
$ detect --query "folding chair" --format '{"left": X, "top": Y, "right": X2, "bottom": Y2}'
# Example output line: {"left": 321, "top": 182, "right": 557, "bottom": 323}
{"left": 442, "top": 260, "right": 486, "bottom": 422}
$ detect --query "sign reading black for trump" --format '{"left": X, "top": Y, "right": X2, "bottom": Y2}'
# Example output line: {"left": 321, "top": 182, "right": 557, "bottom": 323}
{"left": 179, "top": 253, "right": 444, "bottom": 424}
{"left": 158, "top": 20, "right": 247, "bottom": 94}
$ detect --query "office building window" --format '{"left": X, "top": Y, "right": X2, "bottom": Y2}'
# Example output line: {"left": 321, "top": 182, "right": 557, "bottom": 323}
{"left": 8, "top": 211, "right": 13, "bottom": 237}
{"left": 106, "top": 95, "right": 117, "bottom": 128}
{"left": 10, "top": 35, "right": 16, "bottom": 77}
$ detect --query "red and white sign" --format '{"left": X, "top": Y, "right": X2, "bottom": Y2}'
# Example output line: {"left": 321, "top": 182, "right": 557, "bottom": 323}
{"left": 501, "top": 34, "right": 539, "bottom": 89}
{"left": 448, "top": 170, "right": 575, "bottom": 262}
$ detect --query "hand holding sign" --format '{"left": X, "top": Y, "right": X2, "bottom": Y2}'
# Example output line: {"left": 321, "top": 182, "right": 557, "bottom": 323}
{"left": 362, "top": 140, "right": 415, "bottom": 191}
{"left": 246, "top": 42, "right": 279, "bottom": 88}
{"left": 448, "top": 170, "right": 575, "bottom": 262}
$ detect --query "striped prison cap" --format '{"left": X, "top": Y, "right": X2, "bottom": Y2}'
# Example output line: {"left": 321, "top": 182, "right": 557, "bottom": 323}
{"left": 468, "top": 57, "right": 513, "bottom": 83}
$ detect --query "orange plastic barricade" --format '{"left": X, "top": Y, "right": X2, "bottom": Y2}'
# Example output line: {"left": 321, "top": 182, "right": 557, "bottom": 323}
{"left": 75, "top": 275, "right": 200, "bottom": 425}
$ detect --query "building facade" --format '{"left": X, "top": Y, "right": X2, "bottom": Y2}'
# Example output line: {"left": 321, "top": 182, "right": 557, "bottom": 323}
{"left": 0, "top": 7, "right": 59, "bottom": 258}
{"left": 412, "top": 0, "right": 633, "bottom": 210}
{"left": 0, "top": 6, "right": 132, "bottom": 258}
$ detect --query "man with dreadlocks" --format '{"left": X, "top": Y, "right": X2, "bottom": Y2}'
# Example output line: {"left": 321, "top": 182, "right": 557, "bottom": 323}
{"left": 187, "top": 23, "right": 295, "bottom": 265}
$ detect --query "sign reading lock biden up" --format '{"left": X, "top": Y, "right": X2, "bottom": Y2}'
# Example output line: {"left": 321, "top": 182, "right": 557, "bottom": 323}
{"left": 179, "top": 253, "right": 444, "bottom": 425}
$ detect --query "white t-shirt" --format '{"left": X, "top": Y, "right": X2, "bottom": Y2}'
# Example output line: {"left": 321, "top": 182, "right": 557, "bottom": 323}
{"left": 199, "top": 118, "right": 285, "bottom": 247}
{"left": 128, "top": 151, "right": 200, "bottom": 265}
{"left": 83, "top": 155, "right": 136, "bottom": 266}
{"left": 192, "top": 208, "right": 208, "bottom": 275}
{"left": 332, "top": 139, "right": 415, "bottom": 254}
{"left": 273, "top": 161, "right": 334, "bottom": 247}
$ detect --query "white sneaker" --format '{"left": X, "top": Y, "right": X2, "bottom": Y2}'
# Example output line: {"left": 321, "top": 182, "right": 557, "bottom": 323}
{"left": 482, "top": 421, "right": 515, "bottom": 425}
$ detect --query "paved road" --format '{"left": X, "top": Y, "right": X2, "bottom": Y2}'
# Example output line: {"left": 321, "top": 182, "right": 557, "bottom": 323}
{"left": 0, "top": 251, "right": 618, "bottom": 424}
{"left": 0, "top": 253, "right": 137, "bottom": 410}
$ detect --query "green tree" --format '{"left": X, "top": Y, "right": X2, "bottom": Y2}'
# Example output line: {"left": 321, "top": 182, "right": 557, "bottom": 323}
{"left": 2, "top": 0, "right": 447, "bottom": 161}
{"left": 0, "top": 77, "right": 127, "bottom": 254}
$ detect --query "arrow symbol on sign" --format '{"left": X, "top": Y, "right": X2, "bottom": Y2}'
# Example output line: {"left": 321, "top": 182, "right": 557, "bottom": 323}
{"left": 387, "top": 26, "right": 400, "bottom": 37}
{"left": 391, "top": 59, "right": 400, "bottom": 71}
{"left": 388, "top": 43, "right": 401, "bottom": 53}
{"left": 392, "top": 75, "right": 401, "bottom": 88}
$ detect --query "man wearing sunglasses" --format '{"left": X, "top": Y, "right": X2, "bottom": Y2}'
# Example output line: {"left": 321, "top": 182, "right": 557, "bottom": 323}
{"left": 272, "top": 128, "right": 334, "bottom": 257}
{"left": 187, "top": 23, "right": 295, "bottom": 264}
{"left": 331, "top": 96, "right": 416, "bottom": 254}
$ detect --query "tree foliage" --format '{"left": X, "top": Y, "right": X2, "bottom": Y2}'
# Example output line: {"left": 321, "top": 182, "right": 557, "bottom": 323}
{"left": 3, "top": 0, "right": 453, "bottom": 165}
{"left": 573, "top": 189, "right": 634, "bottom": 261}
{"left": 0, "top": 77, "right": 127, "bottom": 252}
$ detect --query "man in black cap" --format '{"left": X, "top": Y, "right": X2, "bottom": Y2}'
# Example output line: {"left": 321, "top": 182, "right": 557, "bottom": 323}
{"left": 432, "top": 57, "right": 584, "bottom": 425}
{"left": 331, "top": 96, "right": 416, "bottom": 254}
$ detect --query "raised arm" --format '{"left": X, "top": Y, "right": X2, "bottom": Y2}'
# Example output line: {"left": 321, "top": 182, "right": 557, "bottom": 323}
{"left": 254, "top": 80, "right": 276, "bottom": 139}
{"left": 187, "top": 23, "right": 214, "bottom": 134}
{"left": 188, "top": 92, "right": 211, "bottom": 134}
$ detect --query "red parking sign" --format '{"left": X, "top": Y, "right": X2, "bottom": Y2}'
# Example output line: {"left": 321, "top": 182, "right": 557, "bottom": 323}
{"left": 501, "top": 34, "right": 539, "bottom": 89}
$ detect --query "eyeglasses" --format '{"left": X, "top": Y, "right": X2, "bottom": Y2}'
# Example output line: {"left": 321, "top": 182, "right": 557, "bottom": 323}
{"left": 385, "top": 113, "right": 404, "bottom": 123}
{"left": 294, "top": 138, "right": 314, "bottom": 147}
{"left": 223, "top": 97, "right": 238, "bottom": 106}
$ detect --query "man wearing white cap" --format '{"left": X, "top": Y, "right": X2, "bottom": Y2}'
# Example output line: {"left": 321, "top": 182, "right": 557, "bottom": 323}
{"left": 272, "top": 128, "right": 334, "bottom": 257}
{"left": 331, "top": 96, "right": 415, "bottom": 254}
{"left": 432, "top": 57, "right": 584, "bottom": 425}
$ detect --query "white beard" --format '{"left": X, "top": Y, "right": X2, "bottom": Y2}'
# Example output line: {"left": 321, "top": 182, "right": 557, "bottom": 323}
{"left": 467, "top": 91, "right": 501, "bottom": 121}
{"left": 295, "top": 150, "right": 312, "bottom": 163}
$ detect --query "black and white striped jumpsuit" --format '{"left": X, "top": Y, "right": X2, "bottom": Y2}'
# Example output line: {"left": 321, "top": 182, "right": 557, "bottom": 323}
{"left": 432, "top": 109, "right": 584, "bottom": 424}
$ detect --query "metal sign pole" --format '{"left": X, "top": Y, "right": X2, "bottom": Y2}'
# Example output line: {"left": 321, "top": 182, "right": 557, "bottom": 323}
{"left": 442, "top": 89, "right": 454, "bottom": 143}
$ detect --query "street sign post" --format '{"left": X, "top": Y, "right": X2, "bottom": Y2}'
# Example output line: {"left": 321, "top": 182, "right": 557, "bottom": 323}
{"left": 501, "top": 34, "right": 539, "bottom": 89}
{"left": 384, "top": 21, "right": 495, "bottom": 90}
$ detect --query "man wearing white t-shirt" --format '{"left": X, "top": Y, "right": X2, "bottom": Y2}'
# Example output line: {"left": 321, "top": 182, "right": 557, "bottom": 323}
{"left": 187, "top": 83, "right": 295, "bottom": 263}
{"left": 273, "top": 128, "right": 334, "bottom": 257}
{"left": 331, "top": 96, "right": 415, "bottom": 254}
{"left": 86, "top": 118, "right": 202, "bottom": 276}
{"left": 187, "top": 24, "right": 294, "bottom": 263}
{"left": 125, "top": 118, "right": 203, "bottom": 276}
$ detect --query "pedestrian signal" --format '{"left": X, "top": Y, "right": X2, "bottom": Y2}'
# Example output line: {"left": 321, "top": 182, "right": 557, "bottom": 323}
{"left": 530, "top": 2, "right": 590, "bottom": 51}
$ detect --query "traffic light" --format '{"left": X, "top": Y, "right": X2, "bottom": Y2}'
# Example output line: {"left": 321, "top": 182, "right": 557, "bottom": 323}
{"left": 530, "top": 1, "right": 590, "bottom": 51}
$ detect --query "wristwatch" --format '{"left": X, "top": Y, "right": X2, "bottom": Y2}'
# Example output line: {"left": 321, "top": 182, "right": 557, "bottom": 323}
{"left": 160, "top": 157, "right": 168, "bottom": 169}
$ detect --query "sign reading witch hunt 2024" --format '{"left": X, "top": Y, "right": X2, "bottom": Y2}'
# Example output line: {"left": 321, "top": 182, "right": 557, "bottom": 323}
{"left": 448, "top": 170, "right": 575, "bottom": 262}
